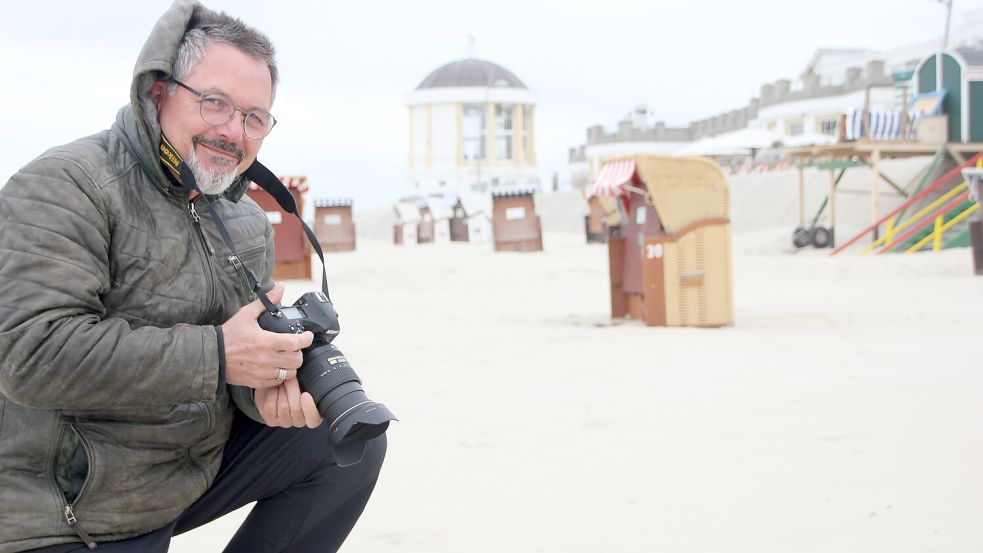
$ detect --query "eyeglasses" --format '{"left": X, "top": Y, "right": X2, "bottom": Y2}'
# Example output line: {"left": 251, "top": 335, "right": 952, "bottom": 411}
{"left": 171, "top": 79, "right": 277, "bottom": 140}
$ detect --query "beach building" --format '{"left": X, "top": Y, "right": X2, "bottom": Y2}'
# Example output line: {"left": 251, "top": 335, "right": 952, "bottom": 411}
{"left": 313, "top": 198, "right": 356, "bottom": 252}
{"left": 587, "top": 155, "right": 733, "bottom": 326}
{"left": 789, "top": 46, "right": 983, "bottom": 256}
{"left": 568, "top": 9, "right": 983, "bottom": 184}
{"left": 392, "top": 191, "right": 496, "bottom": 246}
{"left": 490, "top": 188, "right": 543, "bottom": 252}
{"left": 460, "top": 192, "right": 493, "bottom": 245}
{"left": 568, "top": 105, "right": 693, "bottom": 189}
{"left": 399, "top": 58, "right": 541, "bottom": 247}
{"left": 393, "top": 198, "right": 421, "bottom": 246}
{"left": 406, "top": 58, "right": 539, "bottom": 197}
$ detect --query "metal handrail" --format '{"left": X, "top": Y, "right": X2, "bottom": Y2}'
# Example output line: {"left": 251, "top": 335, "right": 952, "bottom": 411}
{"left": 903, "top": 203, "right": 979, "bottom": 253}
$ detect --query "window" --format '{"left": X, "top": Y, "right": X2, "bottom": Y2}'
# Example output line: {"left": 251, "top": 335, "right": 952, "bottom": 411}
{"left": 495, "top": 104, "right": 513, "bottom": 161}
{"left": 819, "top": 118, "right": 838, "bottom": 136}
{"left": 787, "top": 119, "right": 804, "bottom": 136}
{"left": 523, "top": 105, "right": 533, "bottom": 162}
{"left": 462, "top": 104, "right": 485, "bottom": 161}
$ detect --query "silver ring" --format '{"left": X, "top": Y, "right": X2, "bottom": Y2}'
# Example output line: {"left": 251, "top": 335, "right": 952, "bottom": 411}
{"left": 275, "top": 368, "right": 288, "bottom": 382}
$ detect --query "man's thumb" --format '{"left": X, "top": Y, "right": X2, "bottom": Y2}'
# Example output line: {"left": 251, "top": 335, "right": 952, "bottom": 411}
{"left": 247, "top": 281, "right": 284, "bottom": 317}
{"left": 266, "top": 281, "right": 286, "bottom": 306}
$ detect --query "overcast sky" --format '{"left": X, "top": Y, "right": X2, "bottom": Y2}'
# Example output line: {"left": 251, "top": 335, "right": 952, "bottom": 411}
{"left": 4, "top": 0, "right": 983, "bottom": 207}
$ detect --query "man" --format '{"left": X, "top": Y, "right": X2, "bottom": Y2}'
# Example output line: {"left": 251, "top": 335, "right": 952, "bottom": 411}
{"left": 0, "top": 1, "right": 386, "bottom": 551}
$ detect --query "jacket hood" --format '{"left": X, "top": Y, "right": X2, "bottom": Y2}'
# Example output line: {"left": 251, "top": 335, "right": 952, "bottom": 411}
{"left": 127, "top": 0, "right": 250, "bottom": 202}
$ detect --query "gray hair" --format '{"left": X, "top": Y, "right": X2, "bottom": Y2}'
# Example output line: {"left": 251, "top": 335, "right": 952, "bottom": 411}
{"left": 171, "top": 9, "right": 279, "bottom": 99}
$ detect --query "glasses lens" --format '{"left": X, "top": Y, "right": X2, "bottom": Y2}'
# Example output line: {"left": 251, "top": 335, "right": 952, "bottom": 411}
{"left": 243, "top": 111, "right": 275, "bottom": 140}
{"left": 199, "top": 94, "right": 234, "bottom": 126}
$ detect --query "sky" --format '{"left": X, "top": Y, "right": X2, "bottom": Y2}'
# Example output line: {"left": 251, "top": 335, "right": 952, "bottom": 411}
{"left": 4, "top": 0, "right": 983, "bottom": 207}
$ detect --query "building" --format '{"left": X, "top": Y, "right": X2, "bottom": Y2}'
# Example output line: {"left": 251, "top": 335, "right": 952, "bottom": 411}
{"left": 568, "top": 9, "right": 983, "bottom": 185}
{"left": 569, "top": 105, "right": 693, "bottom": 189}
{"left": 406, "top": 58, "right": 539, "bottom": 197}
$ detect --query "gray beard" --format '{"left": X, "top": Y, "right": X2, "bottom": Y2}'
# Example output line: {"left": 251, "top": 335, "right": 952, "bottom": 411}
{"left": 187, "top": 147, "right": 239, "bottom": 195}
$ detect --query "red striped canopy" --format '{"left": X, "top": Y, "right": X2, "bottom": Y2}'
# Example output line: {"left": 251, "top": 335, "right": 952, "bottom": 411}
{"left": 586, "top": 159, "right": 635, "bottom": 197}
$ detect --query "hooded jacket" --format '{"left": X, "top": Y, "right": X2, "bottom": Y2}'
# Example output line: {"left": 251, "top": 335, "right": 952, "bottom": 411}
{"left": 0, "top": 1, "right": 275, "bottom": 549}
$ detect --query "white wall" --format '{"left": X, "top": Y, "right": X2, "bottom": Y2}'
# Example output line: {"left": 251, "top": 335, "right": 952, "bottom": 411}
{"left": 410, "top": 106, "right": 428, "bottom": 170}
{"left": 431, "top": 104, "right": 457, "bottom": 171}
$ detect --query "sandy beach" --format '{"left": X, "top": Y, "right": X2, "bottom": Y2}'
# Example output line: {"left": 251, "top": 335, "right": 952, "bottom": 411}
{"left": 169, "top": 221, "right": 983, "bottom": 552}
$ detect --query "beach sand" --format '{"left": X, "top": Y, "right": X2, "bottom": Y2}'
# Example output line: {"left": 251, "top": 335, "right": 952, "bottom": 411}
{"left": 170, "top": 227, "right": 983, "bottom": 552}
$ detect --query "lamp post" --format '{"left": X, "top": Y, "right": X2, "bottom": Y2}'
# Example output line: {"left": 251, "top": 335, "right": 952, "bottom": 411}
{"left": 474, "top": 77, "right": 491, "bottom": 194}
{"left": 936, "top": 0, "right": 953, "bottom": 90}
{"left": 941, "top": 0, "right": 953, "bottom": 50}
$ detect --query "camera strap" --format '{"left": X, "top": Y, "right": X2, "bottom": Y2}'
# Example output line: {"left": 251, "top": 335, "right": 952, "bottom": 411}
{"left": 161, "top": 136, "right": 331, "bottom": 311}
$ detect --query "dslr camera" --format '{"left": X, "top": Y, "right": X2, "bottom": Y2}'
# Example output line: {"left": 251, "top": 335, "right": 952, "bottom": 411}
{"left": 258, "top": 291, "right": 395, "bottom": 466}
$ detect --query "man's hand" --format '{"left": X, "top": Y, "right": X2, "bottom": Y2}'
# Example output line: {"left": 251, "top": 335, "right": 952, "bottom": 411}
{"left": 255, "top": 378, "right": 323, "bottom": 428}
{"left": 221, "top": 282, "right": 314, "bottom": 389}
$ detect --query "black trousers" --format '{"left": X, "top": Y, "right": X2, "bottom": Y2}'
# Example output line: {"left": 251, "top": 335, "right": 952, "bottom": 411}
{"left": 30, "top": 412, "right": 387, "bottom": 553}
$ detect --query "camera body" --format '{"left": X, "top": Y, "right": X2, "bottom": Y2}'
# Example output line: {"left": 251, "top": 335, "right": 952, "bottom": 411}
{"left": 257, "top": 291, "right": 339, "bottom": 339}
{"left": 257, "top": 291, "right": 395, "bottom": 466}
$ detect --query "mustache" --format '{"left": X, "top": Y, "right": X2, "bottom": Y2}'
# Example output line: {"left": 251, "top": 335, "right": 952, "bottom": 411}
{"left": 192, "top": 136, "right": 245, "bottom": 162}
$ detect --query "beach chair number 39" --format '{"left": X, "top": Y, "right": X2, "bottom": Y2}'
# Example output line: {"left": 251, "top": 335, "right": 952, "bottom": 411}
{"left": 645, "top": 243, "right": 664, "bottom": 259}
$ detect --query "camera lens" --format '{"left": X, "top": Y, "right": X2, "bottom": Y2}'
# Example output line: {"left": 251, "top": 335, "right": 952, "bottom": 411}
{"left": 297, "top": 342, "right": 396, "bottom": 466}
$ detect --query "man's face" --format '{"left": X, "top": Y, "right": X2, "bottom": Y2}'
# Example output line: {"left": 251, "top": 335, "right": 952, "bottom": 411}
{"left": 154, "top": 42, "right": 273, "bottom": 192}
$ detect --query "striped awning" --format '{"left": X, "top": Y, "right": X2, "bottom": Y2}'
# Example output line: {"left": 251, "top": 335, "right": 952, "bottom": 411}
{"left": 586, "top": 159, "right": 635, "bottom": 197}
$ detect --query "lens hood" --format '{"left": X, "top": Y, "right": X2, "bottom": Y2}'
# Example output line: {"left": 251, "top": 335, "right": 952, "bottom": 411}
{"left": 329, "top": 402, "right": 398, "bottom": 466}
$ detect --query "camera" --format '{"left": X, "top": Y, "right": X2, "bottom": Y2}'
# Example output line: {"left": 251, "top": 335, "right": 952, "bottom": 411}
{"left": 258, "top": 291, "right": 396, "bottom": 466}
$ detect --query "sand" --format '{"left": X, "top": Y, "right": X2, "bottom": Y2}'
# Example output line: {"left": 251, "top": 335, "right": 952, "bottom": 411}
{"left": 169, "top": 225, "right": 983, "bottom": 553}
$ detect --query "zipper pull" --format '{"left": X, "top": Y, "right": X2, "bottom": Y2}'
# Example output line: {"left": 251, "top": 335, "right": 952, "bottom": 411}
{"left": 65, "top": 506, "right": 98, "bottom": 550}
{"left": 188, "top": 201, "right": 216, "bottom": 255}
{"left": 228, "top": 255, "right": 257, "bottom": 300}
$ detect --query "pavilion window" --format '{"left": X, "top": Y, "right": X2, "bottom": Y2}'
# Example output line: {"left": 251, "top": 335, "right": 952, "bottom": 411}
{"left": 462, "top": 104, "right": 486, "bottom": 161}
{"left": 496, "top": 104, "right": 513, "bottom": 161}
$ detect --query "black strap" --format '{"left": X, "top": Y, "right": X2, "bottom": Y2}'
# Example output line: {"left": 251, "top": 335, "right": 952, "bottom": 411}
{"left": 243, "top": 163, "right": 331, "bottom": 303}
{"left": 177, "top": 160, "right": 332, "bottom": 313}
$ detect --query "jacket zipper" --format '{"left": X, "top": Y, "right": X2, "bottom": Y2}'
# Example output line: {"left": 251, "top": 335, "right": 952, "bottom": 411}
{"left": 187, "top": 402, "right": 213, "bottom": 493}
{"left": 188, "top": 201, "right": 216, "bottom": 255}
{"left": 188, "top": 199, "right": 217, "bottom": 316}
{"left": 65, "top": 506, "right": 97, "bottom": 550}
{"left": 196, "top": 401, "right": 213, "bottom": 433}
{"left": 64, "top": 424, "right": 97, "bottom": 550}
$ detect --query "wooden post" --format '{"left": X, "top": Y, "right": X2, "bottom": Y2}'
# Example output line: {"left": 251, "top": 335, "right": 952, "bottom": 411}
{"left": 797, "top": 164, "right": 805, "bottom": 226}
{"left": 828, "top": 169, "right": 837, "bottom": 248}
{"left": 871, "top": 149, "right": 881, "bottom": 241}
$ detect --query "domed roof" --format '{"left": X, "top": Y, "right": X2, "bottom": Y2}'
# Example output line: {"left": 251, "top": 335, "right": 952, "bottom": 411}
{"left": 417, "top": 59, "right": 526, "bottom": 90}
